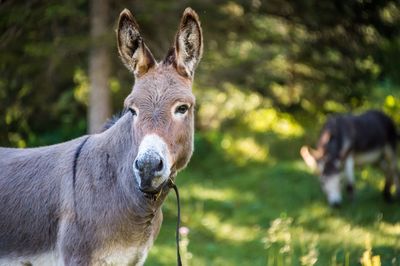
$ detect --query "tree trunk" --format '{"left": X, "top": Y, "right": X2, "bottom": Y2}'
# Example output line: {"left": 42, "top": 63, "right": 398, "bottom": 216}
{"left": 88, "top": 0, "right": 111, "bottom": 134}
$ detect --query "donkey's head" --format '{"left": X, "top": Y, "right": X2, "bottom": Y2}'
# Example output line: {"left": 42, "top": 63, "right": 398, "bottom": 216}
{"left": 301, "top": 123, "right": 344, "bottom": 206}
{"left": 117, "top": 8, "right": 203, "bottom": 194}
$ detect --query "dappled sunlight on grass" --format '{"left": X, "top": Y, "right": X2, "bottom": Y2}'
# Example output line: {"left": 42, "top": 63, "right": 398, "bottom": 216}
{"left": 301, "top": 215, "right": 385, "bottom": 248}
{"left": 199, "top": 212, "right": 260, "bottom": 243}
{"left": 182, "top": 185, "right": 255, "bottom": 203}
{"left": 147, "top": 244, "right": 176, "bottom": 266}
{"left": 377, "top": 221, "right": 400, "bottom": 236}
{"left": 295, "top": 203, "right": 394, "bottom": 249}
{"left": 297, "top": 202, "right": 331, "bottom": 224}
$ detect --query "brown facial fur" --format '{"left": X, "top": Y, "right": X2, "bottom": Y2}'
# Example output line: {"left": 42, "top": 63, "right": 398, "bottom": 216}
{"left": 118, "top": 7, "right": 203, "bottom": 175}
{"left": 124, "top": 66, "right": 195, "bottom": 172}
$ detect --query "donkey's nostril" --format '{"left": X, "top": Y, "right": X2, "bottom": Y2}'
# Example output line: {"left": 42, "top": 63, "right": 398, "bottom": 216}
{"left": 156, "top": 159, "right": 163, "bottom": 172}
{"left": 134, "top": 154, "right": 164, "bottom": 175}
{"left": 134, "top": 159, "right": 142, "bottom": 171}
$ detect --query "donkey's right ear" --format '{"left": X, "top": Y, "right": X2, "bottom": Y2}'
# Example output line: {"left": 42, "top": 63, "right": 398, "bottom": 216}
{"left": 117, "top": 9, "right": 156, "bottom": 78}
{"left": 300, "top": 146, "right": 318, "bottom": 172}
{"left": 170, "top": 8, "right": 203, "bottom": 79}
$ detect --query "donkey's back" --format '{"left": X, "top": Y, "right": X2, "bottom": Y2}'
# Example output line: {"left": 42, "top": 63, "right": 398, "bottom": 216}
{"left": 0, "top": 138, "right": 83, "bottom": 261}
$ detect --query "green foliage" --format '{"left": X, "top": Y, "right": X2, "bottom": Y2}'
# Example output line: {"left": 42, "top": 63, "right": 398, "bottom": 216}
{"left": 0, "top": 1, "right": 89, "bottom": 146}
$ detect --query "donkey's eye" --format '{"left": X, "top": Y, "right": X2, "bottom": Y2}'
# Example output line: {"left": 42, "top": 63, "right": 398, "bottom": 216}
{"left": 175, "top": 104, "right": 189, "bottom": 114}
{"left": 129, "top": 108, "right": 137, "bottom": 116}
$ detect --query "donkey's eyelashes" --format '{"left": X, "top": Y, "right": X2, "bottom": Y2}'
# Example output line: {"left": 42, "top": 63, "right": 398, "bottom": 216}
{"left": 175, "top": 104, "right": 189, "bottom": 114}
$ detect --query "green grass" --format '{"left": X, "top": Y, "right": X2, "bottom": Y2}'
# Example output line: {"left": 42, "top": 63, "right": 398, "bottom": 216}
{"left": 146, "top": 134, "right": 400, "bottom": 266}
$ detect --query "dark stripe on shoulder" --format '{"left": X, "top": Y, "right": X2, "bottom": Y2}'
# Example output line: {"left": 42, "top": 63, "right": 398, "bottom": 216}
{"left": 72, "top": 136, "right": 90, "bottom": 215}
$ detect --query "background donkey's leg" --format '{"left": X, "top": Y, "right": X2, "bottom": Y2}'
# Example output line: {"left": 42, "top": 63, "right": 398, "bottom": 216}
{"left": 388, "top": 148, "right": 400, "bottom": 200}
{"left": 382, "top": 145, "right": 399, "bottom": 202}
{"left": 344, "top": 155, "right": 355, "bottom": 200}
{"left": 380, "top": 159, "right": 393, "bottom": 202}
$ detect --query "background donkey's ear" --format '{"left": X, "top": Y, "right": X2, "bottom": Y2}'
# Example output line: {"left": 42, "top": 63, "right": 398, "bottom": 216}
{"left": 300, "top": 146, "right": 318, "bottom": 172}
{"left": 117, "top": 9, "right": 156, "bottom": 78}
{"left": 172, "top": 8, "right": 203, "bottom": 78}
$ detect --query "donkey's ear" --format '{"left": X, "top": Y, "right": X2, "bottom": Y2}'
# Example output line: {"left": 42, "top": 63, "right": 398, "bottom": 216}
{"left": 117, "top": 9, "right": 156, "bottom": 78}
{"left": 300, "top": 146, "right": 318, "bottom": 172}
{"left": 171, "top": 7, "right": 203, "bottom": 78}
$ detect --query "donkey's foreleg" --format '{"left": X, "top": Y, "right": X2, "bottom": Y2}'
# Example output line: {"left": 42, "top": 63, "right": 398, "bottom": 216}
{"left": 344, "top": 155, "right": 355, "bottom": 200}
{"left": 382, "top": 145, "right": 399, "bottom": 202}
{"left": 58, "top": 219, "right": 93, "bottom": 266}
{"left": 393, "top": 173, "right": 400, "bottom": 200}
{"left": 379, "top": 160, "right": 393, "bottom": 202}
{"left": 390, "top": 157, "right": 400, "bottom": 200}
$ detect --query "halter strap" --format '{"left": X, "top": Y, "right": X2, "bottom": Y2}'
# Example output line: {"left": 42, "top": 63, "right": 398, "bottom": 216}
{"left": 168, "top": 178, "right": 182, "bottom": 266}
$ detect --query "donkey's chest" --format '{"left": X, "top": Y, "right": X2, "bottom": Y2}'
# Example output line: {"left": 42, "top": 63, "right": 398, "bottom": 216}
{"left": 92, "top": 216, "right": 162, "bottom": 265}
{"left": 93, "top": 245, "right": 149, "bottom": 266}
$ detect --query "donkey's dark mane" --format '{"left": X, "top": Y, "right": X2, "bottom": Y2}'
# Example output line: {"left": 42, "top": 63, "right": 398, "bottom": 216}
{"left": 101, "top": 108, "right": 129, "bottom": 132}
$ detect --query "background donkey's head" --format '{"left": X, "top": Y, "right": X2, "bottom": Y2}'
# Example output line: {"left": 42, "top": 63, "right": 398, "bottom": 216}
{"left": 117, "top": 8, "right": 203, "bottom": 194}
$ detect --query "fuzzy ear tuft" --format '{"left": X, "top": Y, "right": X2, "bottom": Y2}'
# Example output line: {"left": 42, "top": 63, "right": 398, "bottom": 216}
{"left": 117, "top": 9, "right": 156, "bottom": 78}
{"left": 168, "top": 7, "right": 203, "bottom": 78}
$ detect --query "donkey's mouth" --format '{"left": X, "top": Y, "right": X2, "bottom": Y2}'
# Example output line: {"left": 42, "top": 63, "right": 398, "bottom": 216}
{"left": 139, "top": 187, "right": 161, "bottom": 195}
{"left": 138, "top": 181, "right": 167, "bottom": 196}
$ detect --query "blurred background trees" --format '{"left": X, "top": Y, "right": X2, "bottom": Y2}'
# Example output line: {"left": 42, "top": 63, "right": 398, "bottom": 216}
{"left": 88, "top": 0, "right": 111, "bottom": 133}
{"left": 0, "top": 0, "right": 399, "bottom": 146}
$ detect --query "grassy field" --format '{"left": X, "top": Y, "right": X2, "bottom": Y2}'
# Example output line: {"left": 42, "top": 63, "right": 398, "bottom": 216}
{"left": 147, "top": 132, "right": 400, "bottom": 266}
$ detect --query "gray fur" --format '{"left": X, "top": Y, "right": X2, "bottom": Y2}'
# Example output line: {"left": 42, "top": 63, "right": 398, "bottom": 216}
{"left": 0, "top": 115, "right": 163, "bottom": 265}
{"left": 0, "top": 7, "right": 203, "bottom": 266}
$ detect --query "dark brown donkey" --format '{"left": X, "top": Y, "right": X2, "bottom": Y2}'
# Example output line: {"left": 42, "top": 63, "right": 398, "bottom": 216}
{"left": 301, "top": 110, "right": 399, "bottom": 206}
{"left": 0, "top": 7, "right": 203, "bottom": 266}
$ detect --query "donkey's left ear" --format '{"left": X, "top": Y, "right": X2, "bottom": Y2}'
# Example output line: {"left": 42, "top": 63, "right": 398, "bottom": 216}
{"left": 117, "top": 9, "right": 156, "bottom": 78}
{"left": 172, "top": 8, "right": 203, "bottom": 78}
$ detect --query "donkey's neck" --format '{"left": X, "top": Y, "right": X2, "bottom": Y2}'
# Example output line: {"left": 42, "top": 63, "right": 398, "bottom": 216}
{"left": 96, "top": 113, "right": 135, "bottom": 158}
{"left": 90, "top": 113, "right": 167, "bottom": 213}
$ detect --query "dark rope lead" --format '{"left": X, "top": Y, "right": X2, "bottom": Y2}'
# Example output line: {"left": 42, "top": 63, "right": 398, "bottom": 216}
{"left": 169, "top": 179, "right": 182, "bottom": 266}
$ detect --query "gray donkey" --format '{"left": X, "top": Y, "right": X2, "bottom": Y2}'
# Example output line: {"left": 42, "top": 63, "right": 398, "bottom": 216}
{"left": 0, "top": 7, "right": 203, "bottom": 266}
